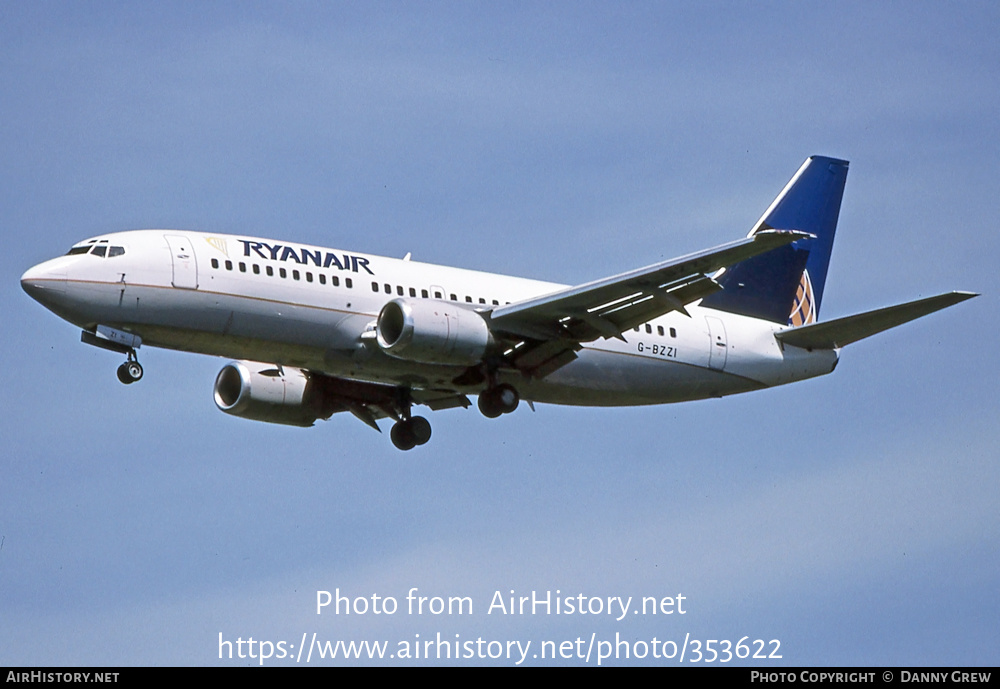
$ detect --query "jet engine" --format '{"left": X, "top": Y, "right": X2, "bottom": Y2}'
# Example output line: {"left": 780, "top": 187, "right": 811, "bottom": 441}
{"left": 214, "top": 360, "right": 326, "bottom": 427}
{"left": 376, "top": 298, "right": 493, "bottom": 366}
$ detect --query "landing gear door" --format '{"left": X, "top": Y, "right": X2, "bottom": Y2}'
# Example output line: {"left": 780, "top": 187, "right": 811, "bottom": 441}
{"left": 165, "top": 235, "right": 198, "bottom": 289}
{"left": 706, "top": 316, "right": 728, "bottom": 371}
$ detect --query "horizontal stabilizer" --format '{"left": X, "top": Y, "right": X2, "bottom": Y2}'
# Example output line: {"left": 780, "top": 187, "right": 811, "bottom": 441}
{"left": 775, "top": 291, "right": 978, "bottom": 350}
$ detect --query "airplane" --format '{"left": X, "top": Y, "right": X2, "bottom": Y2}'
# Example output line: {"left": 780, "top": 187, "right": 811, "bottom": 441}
{"left": 20, "top": 156, "right": 977, "bottom": 450}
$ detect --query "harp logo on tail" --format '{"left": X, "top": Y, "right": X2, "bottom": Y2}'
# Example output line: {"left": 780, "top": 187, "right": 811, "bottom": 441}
{"left": 789, "top": 269, "right": 816, "bottom": 326}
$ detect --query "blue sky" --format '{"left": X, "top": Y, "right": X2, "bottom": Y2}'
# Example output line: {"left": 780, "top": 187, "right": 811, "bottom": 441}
{"left": 2, "top": 2, "right": 997, "bottom": 666}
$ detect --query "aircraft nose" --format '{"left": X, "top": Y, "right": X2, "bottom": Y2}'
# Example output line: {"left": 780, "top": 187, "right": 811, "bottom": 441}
{"left": 21, "top": 264, "right": 44, "bottom": 298}
{"left": 21, "top": 261, "right": 66, "bottom": 304}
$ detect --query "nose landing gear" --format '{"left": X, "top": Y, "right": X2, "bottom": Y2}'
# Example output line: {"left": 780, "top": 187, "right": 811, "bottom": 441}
{"left": 80, "top": 327, "right": 145, "bottom": 385}
{"left": 116, "top": 351, "right": 143, "bottom": 384}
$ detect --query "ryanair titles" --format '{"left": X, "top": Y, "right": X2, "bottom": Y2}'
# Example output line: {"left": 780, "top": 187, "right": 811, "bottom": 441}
{"left": 239, "top": 239, "right": 375, "bottom": 275}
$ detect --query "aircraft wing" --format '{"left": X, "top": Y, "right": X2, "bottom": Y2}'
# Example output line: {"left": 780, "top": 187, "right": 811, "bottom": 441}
{"left": 487, "top": 230, "right": 810, "bottom": 377}
{"left": 774, "top": 291, "right": 978, "bottom": 350}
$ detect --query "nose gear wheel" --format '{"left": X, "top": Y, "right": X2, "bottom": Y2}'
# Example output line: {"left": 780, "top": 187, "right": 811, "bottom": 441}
{"left": 116, "top": 351, "right": 143, "bottom": 384}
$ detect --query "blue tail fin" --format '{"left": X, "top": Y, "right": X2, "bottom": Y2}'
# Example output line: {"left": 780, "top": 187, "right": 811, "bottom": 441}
{"left": 701, "top": 156, "right": 849, "bottom": 324}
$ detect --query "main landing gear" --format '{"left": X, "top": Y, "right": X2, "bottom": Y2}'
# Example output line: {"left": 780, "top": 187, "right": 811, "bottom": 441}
{"left": 389, "top": 388, "right": 432, "bottom": 451}
{"left": 390, "top": 415, "right": 432, "bottom": 451}
{"left": 478, "top": 383, "right": 519, "bottom": 418}
{"left": 116, "top": 351, "right": 143, "bottom": 385}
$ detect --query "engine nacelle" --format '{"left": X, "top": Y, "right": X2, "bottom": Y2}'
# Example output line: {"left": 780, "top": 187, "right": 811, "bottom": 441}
{"left": 376, "top": 298, "right": 493, "bottom": 366}
{"left": 214, "top": 360, "right": 323, "bottom": 427}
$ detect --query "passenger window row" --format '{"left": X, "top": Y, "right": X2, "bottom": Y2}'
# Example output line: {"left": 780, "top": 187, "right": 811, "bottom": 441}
{"left": 208, "top": 256, "right": 522, "bottom": 307}
{"left": 634, "top": 324, "right": 677, "bottom": 338}
{"left": 210, "top": 258, "right": 354, "bottom": 289}
{"left": 370, "top": 281, "right": 508, "bottom": 307}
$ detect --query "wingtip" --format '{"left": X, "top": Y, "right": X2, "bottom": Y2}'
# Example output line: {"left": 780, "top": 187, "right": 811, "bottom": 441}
{"left": 944, "top": 290, "right": 980, "bottom": 304}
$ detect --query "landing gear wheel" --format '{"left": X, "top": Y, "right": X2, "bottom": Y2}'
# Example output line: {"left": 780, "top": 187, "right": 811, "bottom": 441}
{"left": 478, "top": 384, "right": 519, "bottom": 418}
{"left": 116, "top": 361, "right": 143, "bottom": 384}
{"left": 478, "top": 392, "right": 502, "bottom": 418}
{"left": 410, "top": 416, "right": 432, "bottom": 446}
{"left": 494, "top": 383, "right": 519, "bottom": 414}
{"left": 390, "top": 420, "right": 417, "bottom": 451}
{"left": 391, "top": 416, "right": 433, "bottom": 450}
{"left": 126, "top": 361, "right": 143, "bottom": 381}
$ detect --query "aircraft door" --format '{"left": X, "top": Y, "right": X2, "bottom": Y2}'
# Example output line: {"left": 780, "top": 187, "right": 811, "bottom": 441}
{"left": 706, "top": 316, "right": 728, "bottom": 370}
{"left": 165, "top": 234, "right": 198, "bottom": 289}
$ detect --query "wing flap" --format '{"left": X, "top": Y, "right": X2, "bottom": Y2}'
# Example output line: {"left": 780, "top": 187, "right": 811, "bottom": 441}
{"left": 506, "top": 339, "right": 582, "bottom": 377}
{"left": 775, "top": 291, "right": 978, "bottom": 350}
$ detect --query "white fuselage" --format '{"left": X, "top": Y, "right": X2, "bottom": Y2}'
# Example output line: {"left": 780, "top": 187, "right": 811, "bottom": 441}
{"left": 21, "top": 230, "right": 839, "bottom": 406}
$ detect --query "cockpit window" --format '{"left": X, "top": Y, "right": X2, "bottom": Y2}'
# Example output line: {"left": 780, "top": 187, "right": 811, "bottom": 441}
{"left": 64, "top": 242, "right": 125, "bottom": 257}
